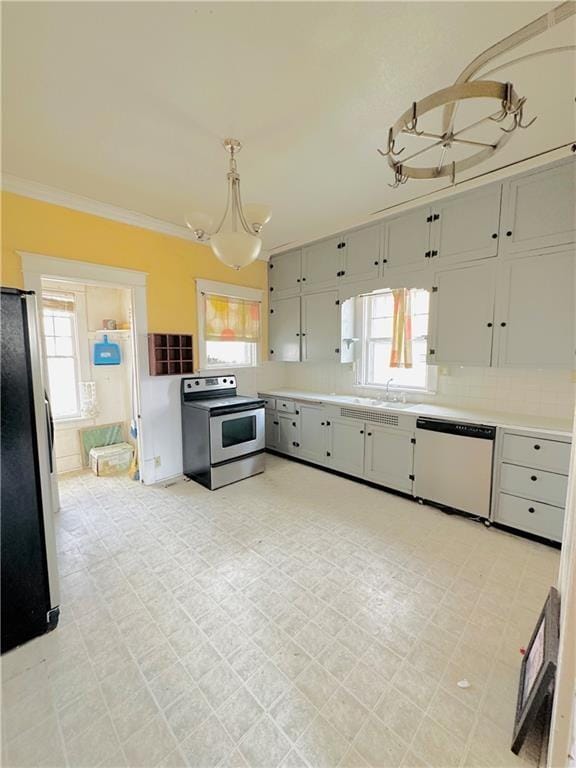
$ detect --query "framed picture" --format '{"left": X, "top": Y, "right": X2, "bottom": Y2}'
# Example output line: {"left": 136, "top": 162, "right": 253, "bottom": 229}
{"left": 511, "top": 586, "right": 560, "bottom": 755}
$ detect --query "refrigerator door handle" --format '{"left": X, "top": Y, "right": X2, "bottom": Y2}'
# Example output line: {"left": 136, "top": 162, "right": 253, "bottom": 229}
{"left": 45, "top": 392, "right": 54, "bottom": 473}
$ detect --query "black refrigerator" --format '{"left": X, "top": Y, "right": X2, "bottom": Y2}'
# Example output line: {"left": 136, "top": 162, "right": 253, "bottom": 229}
{"left": 1, "top": 287, "right": 60, "bottom": 654}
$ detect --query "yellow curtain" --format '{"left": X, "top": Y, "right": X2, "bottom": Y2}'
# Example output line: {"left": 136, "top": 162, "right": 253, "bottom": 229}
{"left": 204, "top": 293, "right": 261, "bottom": 342}
{"left": 389, "top": 288, "right": 413, "bottom": 368}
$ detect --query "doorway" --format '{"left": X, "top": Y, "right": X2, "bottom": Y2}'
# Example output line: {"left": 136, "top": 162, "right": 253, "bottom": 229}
{"left": 20, "top": 252, "right": 149, "bottom": 505}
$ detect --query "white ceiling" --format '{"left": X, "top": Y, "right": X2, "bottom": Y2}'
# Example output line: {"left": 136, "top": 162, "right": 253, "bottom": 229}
{"left": 2, "top": 2, "right": 575, "bottom": 252}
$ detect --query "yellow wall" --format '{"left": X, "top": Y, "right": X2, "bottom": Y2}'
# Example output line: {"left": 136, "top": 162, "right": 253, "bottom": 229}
{"left": 1, "top": 191, "right": 269, "bottom": 354}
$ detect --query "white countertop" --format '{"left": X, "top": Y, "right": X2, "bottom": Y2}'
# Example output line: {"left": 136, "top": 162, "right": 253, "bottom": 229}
{"left": 259, "top": 388, "right": 573, "bottom": 437}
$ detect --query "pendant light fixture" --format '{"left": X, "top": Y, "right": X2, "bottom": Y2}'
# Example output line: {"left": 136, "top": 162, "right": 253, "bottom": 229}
{"left": 186, "top": 139, "right": 271, "bottom": 270}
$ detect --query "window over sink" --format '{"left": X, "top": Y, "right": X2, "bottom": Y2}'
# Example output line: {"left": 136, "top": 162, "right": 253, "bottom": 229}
{"left": 196, "top": 280, "right": 262, "bottom": 370}
{"left": 354, "top": 288, "right": 435, "bottom": 392}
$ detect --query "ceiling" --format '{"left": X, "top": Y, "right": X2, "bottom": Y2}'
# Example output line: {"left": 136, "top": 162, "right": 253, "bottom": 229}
{"left": 2, "top": 2, "right": 575, "bottom": 253}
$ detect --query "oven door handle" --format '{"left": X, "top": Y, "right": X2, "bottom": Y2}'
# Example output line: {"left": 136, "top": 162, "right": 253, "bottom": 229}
{"left": 210, "top": 402, "right": 265, "bottom": 417}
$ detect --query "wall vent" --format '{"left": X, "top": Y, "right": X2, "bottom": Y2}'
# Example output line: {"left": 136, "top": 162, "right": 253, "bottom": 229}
{"left": 340, "top": 407, "right": 399, "bottom": 426}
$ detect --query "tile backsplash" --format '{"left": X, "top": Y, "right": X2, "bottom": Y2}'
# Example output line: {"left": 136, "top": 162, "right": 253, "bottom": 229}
{"left": 282, "top": 362, "right": 575, "bottom": 421}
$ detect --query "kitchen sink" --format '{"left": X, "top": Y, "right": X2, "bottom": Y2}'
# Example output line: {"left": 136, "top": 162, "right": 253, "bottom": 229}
{"left": 372, "top": 401, "right": 415, "bottom": 410}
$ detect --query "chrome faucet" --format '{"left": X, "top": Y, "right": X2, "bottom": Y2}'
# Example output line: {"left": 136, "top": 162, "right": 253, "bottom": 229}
{"left": 385, "top": 377, "right": 395, "bottom": 401}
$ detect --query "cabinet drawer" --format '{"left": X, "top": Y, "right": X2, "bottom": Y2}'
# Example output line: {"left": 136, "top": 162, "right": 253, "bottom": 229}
{"left": 261, "top": 397, "right": 276, "bottom": 411}
{"left": 277, "top": 399, "right": 296, "bottom": 413}
{"left": 502, "top": 433, "right": 570, "bottom": 475}
{"left": 496, "top": 493, "right": 564, "bottom": 542}
{"left": 499, "top": 463, "right": 568, "bottom": 508}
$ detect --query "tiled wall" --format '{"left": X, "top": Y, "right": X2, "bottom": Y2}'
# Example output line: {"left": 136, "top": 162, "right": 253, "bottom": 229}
{"left": 283, "top": 362, "right": 575, "bottom": 421}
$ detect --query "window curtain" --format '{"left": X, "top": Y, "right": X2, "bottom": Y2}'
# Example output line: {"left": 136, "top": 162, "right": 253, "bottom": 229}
{"left": 204, "top": 293, "right": 261, "bottom": 342}
{"left": 389, "top": 288, "right": 413, "bottom": 368}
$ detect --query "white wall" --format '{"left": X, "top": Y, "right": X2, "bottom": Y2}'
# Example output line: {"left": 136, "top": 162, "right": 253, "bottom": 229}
{"left": 283, "top": 361, "right": 575, "bottom": 421}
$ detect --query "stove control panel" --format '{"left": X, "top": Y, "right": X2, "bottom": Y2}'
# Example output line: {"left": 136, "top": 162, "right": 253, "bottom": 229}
{"left": 182, "top": 376, "right": 237, "bottom": 394}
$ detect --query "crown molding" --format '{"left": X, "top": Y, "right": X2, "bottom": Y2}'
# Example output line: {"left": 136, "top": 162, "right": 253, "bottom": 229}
{"left": 1, "top": 174, "right": 203, "bottom": 243}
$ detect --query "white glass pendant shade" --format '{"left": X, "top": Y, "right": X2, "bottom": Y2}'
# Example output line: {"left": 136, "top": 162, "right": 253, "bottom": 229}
{"left": 185, "top": 211, "right": 213, "bottom": 237}
{"left": 244, "top": 203, "right": 272, "bottom": 232}
{"left": 210, "top": 231, "right": 262, "bottom": 270}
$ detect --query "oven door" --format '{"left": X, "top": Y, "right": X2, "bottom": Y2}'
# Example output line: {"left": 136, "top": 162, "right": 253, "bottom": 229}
{"left": 209, "top": 407, "right": 265, "bottom": 464}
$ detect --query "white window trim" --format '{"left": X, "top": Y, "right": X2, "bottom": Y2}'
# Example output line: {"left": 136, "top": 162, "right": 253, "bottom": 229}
{"left": 196, "top": 279, "right": 263, "bottom": 372}
{"left": 354, "top": 290, "right": 438, "bottom": 394}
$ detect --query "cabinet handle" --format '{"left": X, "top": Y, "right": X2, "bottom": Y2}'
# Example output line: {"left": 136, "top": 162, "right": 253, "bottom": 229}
{"left": 326, "top": 421, "right": 331, "bottom": 426}
{"left": 295, "top": 410, "right": 300, "bottom": 415}
{"left": 335, "top": 348, "right": 340, "bottom": 354}
{"left": 492, "top": 233, "right": 498, "bottom": 239}
{"left": 360, "top": 430, "right": 364, "bottom": 434}
{"left": 425, "top": 251, "right": 431, "bottom": 258}
{"left": 321, "top": 422, "right": 325, "bottom": 426}
{"left": 431, "top": 250, "right": 438, "bottom": 257}
{"left": 528, "top": 507, "right": 535, "bottom": 513}
{"left": 270, "top": 286, "right": 274, "bottom": 292}
{"left": 487, "top": 322, "right": 493, "bottom": 328}
{"left": 531, "top": 475, "right": 538, "bottom": 481}
{"left": 296, "top": 333, "right": 300, "bottom": 337}
{"left": 292, "top": 421, "right": 296, "bottom": 427}
{"left": 302, "top": 333, "right": 306, "bottom": 337}
{"left": 534, "top": 444, "right": 541, "bottom": 450}
{"left": 433, "top": 213, "right": 440, "bottom": 221}
{"left": 382, "top": 258, "right": 388, "bottom": 264}
{"left": 506, "top": 231, "right": 512, "bottom": 237}
{"left": 297, "top": 278, "right": 301, "bottom": 283}
{"left": 374, "top": 261, "right": 379, "bottom": 266}
{"left": 270, "top": 349, "right": 274, "bottom": 354}
{"left": 302, "top": 277, "right": 306, "bottom": 282}
{"left": 341, "top": 270, "right": 346, "bottom": 276}
{"left": 500, "top": 322, "right": 507, "bottom": 327}
{"left": 326, "top": 451, "right": 331, "bottom": 457}
{"left": 367, "top": 432, "right": 372, "bottom": 437}
{"left": 273, "top": 421, "right": 279, "bottom": 425}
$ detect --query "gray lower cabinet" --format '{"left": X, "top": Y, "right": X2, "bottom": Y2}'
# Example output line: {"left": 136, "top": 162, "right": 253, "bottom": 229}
{"left": 265, "top": 412, "right": 279, "bottom": 450}
{"left": 278, "top": 412, "right": 300, "bottom": 455}
{"left": 298, "top": 403, "right": 328, "bottom": 463}
{"left": 269, "top": 296, "right": 300, "bottom": 362}
{"left": 364, "top": 425, "right": 415, "bottom": 493}
{"left": 327, "top": 417, "right": 365, "bottom": 476}
{"left": 493, "top": 429, "right": 570, "bottom": 542}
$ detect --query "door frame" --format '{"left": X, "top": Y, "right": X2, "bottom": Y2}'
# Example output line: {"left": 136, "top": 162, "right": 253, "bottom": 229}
{"left": 19, "top": 252, "right": 152, "bottom": 486}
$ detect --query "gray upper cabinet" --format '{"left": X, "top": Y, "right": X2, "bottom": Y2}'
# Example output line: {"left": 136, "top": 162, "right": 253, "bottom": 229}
{"left": 340, "top": 225, "right": 382, "bottom": 283}
{"left": 385, "top": 207, "right": 431, "bottom": 271}
{"left": 328, "top": 417, "right": 365, "bottom": 475}
{"left": 269, "top": 296, "right": 300, "bottom": 362}
{"left": 302, "top": 236, "right": 343, "bottom": 291}
{"left": 269, "top": 250, "right": 301, "bottom": 299}
{"left": 364, "top": 426, "right": 414, "bottom": 493}
{"left": 500, "top": 161, "right": 576, "bottom": 255}
{"left": 430, "top": 185, "right": 501, "bottom": 265}
{"left": 298, "top": 403, "right": 327, "bottom": 463}
{"left": 428, "top": 261, "right": 496, "bottom": 367}
{"left": 301, "top": 290, "right": 340, "bottom": 362}
{"left": 495, "top": 248, "right": 575, "bottom": 369}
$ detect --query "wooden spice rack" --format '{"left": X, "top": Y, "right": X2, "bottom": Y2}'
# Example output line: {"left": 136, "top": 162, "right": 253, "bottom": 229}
{"left": 148, "top": 334, "right": 193, "bottom": 376}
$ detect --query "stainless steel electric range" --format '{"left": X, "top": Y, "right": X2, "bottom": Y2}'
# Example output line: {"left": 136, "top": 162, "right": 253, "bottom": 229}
{"left": 181, "top": 375, "right": 266, "bottom": 490}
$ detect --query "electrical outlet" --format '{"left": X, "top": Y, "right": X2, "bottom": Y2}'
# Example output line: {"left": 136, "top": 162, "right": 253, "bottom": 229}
{"left": 154, "top": 456, "right": 161, "bottom": 468}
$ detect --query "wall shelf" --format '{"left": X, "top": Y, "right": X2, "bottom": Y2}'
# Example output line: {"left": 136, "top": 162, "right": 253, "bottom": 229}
{"left": 148, "top": 333, "right": 193, "bottom": 376}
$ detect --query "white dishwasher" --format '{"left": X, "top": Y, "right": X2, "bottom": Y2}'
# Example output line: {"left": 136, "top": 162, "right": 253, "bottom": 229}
{"left": 414, "top": 418, "right": 496, "bottom": 519}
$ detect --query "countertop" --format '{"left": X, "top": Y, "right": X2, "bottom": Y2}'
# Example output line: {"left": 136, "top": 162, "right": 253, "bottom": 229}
{"left": 258, "top": 388, "right": 574, "bottom": 438}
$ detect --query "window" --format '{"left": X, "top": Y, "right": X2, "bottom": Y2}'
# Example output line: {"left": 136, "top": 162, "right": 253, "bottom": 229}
{"left": 357, "top": 288, "right": 433, "bottom": 391}
{"left": 197, "top": 280, "right": 262, "bottom": 370}
{"left": 42, "top": 293, "right": 81, "bottom": 418}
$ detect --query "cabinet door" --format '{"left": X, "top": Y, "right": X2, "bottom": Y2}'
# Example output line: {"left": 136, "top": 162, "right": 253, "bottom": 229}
{"left": 302, "top": 237, "right": 343, "bottom": 291}
{"left": 269, "top": 250, "right": 301, "bottom": 299}
{"left": 495, "top": 249, "right": 575, "bottom": 369}
{"left": 341, "top": 225, "right": 382, "bottom": 283}
{"left": 431, "top": 185, "right": 501, "bottom": 265}
{"left": 278, "top": 413, "right": 300, "bottom": 455}
{"left": 269, "top": 297, "right": 301, "bottom": 362}
{"left": 501, "top": 161, "right": 576, "bottom": 255}
{"left": 384, "top": 207, "right": 431, "bottom": 272}
{"left": 364, "top": 426, "right": 415, "bottom": 493}
{"left": 301, "top": 291, "right": 340, "bottom": 362}
{"left": 298, "top": 404, "right": 328, "bottom": 463}
{"left": 265, "top": 412, "right": 279, "bottom": 450}
{"left": 328, "top": 418, "right": 365, "bottom": 476}
{"left": 428, "top": 262, "right": 496, "bottom": 366}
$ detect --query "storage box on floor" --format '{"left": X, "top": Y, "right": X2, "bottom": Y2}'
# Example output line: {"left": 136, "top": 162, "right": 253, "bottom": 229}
{"left": 89, "top": 442, "right": 134, "bottom": 476}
